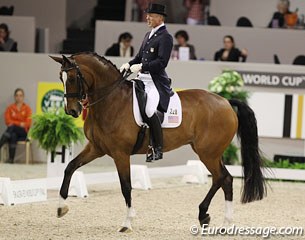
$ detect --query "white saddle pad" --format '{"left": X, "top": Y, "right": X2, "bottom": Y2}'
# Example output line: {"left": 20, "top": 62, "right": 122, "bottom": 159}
{"left": 132, "top": 81, "right": 182, "bottom": 128}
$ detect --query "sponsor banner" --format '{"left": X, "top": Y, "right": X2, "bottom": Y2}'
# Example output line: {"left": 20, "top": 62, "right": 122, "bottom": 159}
{"left": 36, "top": 82, "right": 84, "bottom": 127}
{"left": 237, "top": 71, "right": 305, "bottom": 89}
{"left": 10, "top": 179, "right": 47, "bottom": 204}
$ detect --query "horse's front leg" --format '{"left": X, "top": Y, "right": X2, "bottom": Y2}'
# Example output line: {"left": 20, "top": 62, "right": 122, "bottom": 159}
{"left": 114, "top": 155, "right": 135, "bottom": 233}
{"left": 57, "top": 143, "right": 103, "bottom": 217}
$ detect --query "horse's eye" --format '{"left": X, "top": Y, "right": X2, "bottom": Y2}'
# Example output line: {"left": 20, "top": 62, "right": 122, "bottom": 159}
{"left": 68, "top": 77, "right": 76, "bottom": 83}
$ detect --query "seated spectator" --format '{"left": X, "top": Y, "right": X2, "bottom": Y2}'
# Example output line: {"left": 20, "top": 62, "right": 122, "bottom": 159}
{"left": 0, "top": 23, "right": 17, "bottom": 52}
{"left": 105, "top": 32, "right": 134, "bottom": 57}
{"left": 268, "top": 0, "right": 291, "bottom": 28}
{"left": 184, "top": 0, "right": 204, "bottom": 25}
{"left": 173, "top": 30, "right": 197, "bottom": 60}
{"left": 0, "top": 88, "right": 32, "bottom": 163}
{"left": 214, "top": 35, "right": 248, "bottom": 62}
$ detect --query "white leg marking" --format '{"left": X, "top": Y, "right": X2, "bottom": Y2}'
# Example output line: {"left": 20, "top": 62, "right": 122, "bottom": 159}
{"left": 58, "top": 195, "right": 66, "bottom": 208}
{"left": 121, "top": 207, "right": 136, "bottom": 229}
{"left": 223, "top": 200, "right": 233, "bottom": 225}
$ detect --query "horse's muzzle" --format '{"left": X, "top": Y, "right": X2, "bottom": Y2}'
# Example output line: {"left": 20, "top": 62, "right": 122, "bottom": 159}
{"left": 67, "top": 109, "right": 80, "bottom": 118}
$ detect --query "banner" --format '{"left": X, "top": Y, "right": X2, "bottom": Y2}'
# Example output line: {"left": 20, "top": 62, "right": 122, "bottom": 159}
{"left": 237, "top": 71, "right": 305, "bottom": 89}
{"left": 36, "top": 82, "right": 84, "bottom": 127}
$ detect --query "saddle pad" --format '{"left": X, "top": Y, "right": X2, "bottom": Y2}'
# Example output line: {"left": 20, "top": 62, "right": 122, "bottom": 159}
{"left": 132, "top": 81, "right": 182, "bottom": 128}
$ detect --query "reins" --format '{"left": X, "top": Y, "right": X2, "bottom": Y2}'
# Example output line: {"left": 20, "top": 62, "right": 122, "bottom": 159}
{"left": 85, "top": 69, "right": 132, "bottom": 108}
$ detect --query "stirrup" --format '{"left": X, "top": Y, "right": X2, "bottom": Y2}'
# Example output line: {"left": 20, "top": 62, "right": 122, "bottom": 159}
{"left": 146, "top": 145, "right": 155, "bottom": 162}
{"left": 146, "top": 146, "right": 163, "bottom": 162}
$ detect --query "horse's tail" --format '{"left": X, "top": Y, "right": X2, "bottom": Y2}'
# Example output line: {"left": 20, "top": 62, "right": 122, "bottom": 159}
{"left": 229, "top": 99, "right": 267, "bottom": 203}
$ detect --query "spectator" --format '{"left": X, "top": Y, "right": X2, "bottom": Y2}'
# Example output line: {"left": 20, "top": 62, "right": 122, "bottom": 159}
{"left": 0, "top": 23, "right": 17, "bottom": 52}
{"left": 268, "top": 0, "right": 291, "bottom": 28}
{"left": 0, "top": 88, "right": 32, "bottom": 163}
{"left": 184, "top": 0, "right": 204, "bottom": 25}
{"left": 214, "top": 35, "right": 248, "bottom": 62}
{"left": 105, "top": 32, "right": 134, "bottom": 57}
{"left": 173, "top": 30, "right": 197, "bottom": 60}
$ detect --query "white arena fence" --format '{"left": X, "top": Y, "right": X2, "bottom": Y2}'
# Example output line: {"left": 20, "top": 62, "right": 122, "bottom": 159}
{"left": 1, "top": 160, "right": 305, "bottom": 206}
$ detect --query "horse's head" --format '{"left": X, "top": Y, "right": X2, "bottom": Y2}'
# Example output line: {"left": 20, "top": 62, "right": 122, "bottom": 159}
{"left": 50, "top": 55, "right": 91, "bottom": 118}
{"left": 50, "top": 53, "right": 123, "bottom": 118}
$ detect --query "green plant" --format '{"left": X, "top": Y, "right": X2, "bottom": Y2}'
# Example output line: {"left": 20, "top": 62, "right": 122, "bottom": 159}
{"left": 266, "top": 159, "right": 305, "bottom": 169}
{"left": 222, "top": 143, "right": 239, "bottom": 165}
{"left": 209, "top": 69, "right": 250, "bottom": 165}
{"left": 29, "top": 109, "right": 84, "bottom": 153}
{"left": 208, "top": 69, "right": 249, "bottom": 102}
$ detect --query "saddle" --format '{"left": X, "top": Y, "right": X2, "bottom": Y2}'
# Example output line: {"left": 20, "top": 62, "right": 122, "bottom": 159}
{"left": 131, "top": 79, "right": 182, "bottom": 154}
{"left": 134, "top": 80, "right": 165, "bottom": 123}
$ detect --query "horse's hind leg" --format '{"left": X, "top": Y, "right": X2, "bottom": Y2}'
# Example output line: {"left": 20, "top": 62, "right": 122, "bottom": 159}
{"left": 58, "top": 143, "right": 103, "bottom": 218}
{"left": 221, "top": 166, "right": 233, "bottom": 225}
{"left": 196, "top": 152, "right": 227, "bottom": 227}
{"left": 113, "top": 155, "right": 135, "bottom": 233}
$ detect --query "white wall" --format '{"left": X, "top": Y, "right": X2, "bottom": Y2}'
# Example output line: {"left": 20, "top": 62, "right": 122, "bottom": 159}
{"left": 0, "top": 0, "right": 66, "bottom": 53}
{"left": 0, "top": 16, "right": 35, "bottom": 52}
{"left": 210, "top": 0, "right": 305, "bottom": 27}
{"left": 95, "top": 20, "right": 305, "bottom": 64}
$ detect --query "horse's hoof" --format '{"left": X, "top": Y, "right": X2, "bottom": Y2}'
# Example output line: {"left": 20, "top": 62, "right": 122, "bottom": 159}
{"left": 199, "top": 214, "right": 211, "bottom": 227}
{"left": 118, "top": 226, "right": 132, "bottom": 233}
{"left": 57, "top": 205, "right": 69, "bottom": 218}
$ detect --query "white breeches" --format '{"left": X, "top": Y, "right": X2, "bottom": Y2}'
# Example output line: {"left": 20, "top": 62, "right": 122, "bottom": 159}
{"left": 137, "top": 73, "right": 160, "bottom": 118}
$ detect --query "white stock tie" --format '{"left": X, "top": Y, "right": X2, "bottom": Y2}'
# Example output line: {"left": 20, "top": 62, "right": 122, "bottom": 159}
{"left": 149, "top": 29, "right": 155, "bottom": 39}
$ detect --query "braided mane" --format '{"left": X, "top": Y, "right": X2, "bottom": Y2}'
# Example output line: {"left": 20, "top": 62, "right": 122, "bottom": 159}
{"left": 71, "top": 51, "right": 121, "bottom": 74}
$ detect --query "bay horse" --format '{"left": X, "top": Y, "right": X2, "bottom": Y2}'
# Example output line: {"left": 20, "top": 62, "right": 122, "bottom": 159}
{"left": 50, "top": 52, "right": 266, "bottom": 233}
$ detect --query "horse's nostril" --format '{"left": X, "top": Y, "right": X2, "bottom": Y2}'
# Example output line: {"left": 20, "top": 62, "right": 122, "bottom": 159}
{"left": 68, "top": 109, "right": 78, "bottom": 118}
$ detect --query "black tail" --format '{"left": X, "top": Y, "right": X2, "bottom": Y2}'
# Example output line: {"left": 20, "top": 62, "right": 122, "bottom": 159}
{"left": 229, "top": 99, "right": 267, "bottom": 203}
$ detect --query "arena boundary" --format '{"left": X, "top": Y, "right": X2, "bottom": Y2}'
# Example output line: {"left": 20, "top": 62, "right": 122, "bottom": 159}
{"left": 1, "top": 161, "right": 304, "bottom": 206}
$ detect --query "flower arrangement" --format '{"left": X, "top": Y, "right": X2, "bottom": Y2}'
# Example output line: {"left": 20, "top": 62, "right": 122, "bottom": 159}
{"left": 208, "top": 69, "right": 248, "bottom": 102}
{"left": 208, "top": 69, "right": 249, "bottom": 165}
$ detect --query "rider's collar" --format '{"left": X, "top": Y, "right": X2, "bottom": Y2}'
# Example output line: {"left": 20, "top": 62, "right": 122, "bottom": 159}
{"left": 151, "top": 22, "right": 165, "bottom": 33}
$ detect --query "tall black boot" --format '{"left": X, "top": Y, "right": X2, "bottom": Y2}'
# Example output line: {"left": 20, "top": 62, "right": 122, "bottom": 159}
{"left": 146, "top": 113, "right": 163, "bottom": 162}
{"left": 0, "top": 132, "right": 10, "bottom": 148}
{"left": 7, "top": 144, "right": 16, "bottom": 164}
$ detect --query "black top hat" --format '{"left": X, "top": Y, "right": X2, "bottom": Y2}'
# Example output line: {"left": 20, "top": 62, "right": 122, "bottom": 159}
{"left": 145, "top": 3, "right": 167, "bottom": 17}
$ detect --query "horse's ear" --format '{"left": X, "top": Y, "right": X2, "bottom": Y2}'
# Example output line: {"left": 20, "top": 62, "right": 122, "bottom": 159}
{"left": 62, "top": 55, "right": 72, "bottom": 65}
{"left": 49, "top": 55, "right": 63, "bottom": 65}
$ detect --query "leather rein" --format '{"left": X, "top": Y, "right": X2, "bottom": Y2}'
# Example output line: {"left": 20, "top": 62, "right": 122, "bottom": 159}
{"left": 61, "top": 60, "right": 131, "bottom": 109}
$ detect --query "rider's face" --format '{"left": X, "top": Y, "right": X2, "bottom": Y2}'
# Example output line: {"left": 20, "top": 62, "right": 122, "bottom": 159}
{"left": 146, "top": 13, "right": 164, "bottom": 28}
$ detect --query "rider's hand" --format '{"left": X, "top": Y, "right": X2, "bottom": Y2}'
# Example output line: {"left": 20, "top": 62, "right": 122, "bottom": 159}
{"left": 119, "top": 63, "right": 130, "bottom": 73}
{"left": 130, "top": 63, "right": 142, "bottom": 73}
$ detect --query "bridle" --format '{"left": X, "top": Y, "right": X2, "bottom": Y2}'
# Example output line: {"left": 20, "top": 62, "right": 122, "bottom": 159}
{"left": 61, "top": 59, "right": 131, "bottom": 108}
{"left": 61, "top": 63, "right": 89, "bottom": 101}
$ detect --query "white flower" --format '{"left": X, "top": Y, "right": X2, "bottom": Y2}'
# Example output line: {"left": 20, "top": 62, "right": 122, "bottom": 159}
{"left": 216, "top": 86, "right": 223, "bottom": 92}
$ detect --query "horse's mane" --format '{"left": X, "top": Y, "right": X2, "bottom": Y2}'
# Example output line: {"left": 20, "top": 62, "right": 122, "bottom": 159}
{"left": 71, "top": 51, "right": 121, "bottom": 74}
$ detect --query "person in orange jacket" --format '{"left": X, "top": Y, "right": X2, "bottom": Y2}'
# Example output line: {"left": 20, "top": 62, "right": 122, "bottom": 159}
{"left": 0, "top": 88, "right": 32, "bottom": 163}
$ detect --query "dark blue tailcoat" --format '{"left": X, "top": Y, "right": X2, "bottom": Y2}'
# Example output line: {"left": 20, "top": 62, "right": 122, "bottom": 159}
{"left": 129, "top": 25, "right": 173, "bottom": 113}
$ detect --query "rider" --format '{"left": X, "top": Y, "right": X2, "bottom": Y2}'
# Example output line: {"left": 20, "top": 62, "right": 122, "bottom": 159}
{"left": 120, "top": 3, "right": 173, "bottom": 161}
